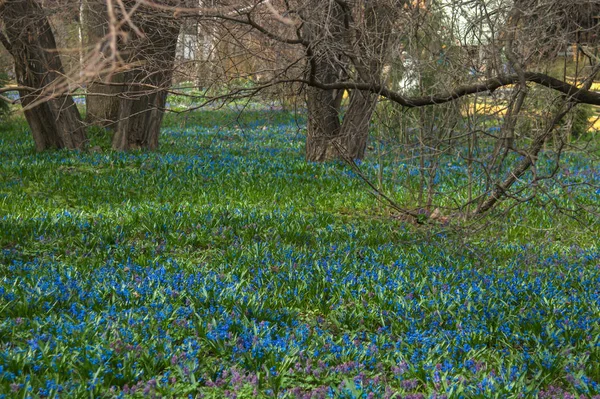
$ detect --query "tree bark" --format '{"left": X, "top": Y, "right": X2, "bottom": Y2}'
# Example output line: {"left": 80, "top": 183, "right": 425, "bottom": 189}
{"left": 305, "top": 71, "right": 343, "bottom": 162}
{"left": 83, "top": 0, "right": 122, "bottom": 127}
{"left": 111, "top": 10, "right": 180, "bottom": 151}
{"left": 0, "top": 0, "right": 87, "bottom": 151}
{"left": 304, "top": 0, "right": 393, "bottom": 162}
{"left": 303, "top": 0, "right": 345, "bottom": 162}
{"left": 339, "top": 89, "right": 378, "bottom": 160}
{"left": 112, "top": 75, "right": 171, "bottom": 150}
{"left": 338, "top": 1, "right": 394, "bottom": 160}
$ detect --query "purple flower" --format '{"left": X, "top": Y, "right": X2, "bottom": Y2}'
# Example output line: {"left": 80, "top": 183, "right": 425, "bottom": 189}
{"left": 392, "top": 361, "right": 408, "bottom": 375}
{"left": 231, "top": 368, "right": 243, "bottom": 387}
{"left": 401, "top": 378, "right": 419, "bottom": 391}
{"left": 248, "top": 373, "right": 258, "bottom": 386}
{"left": 539, "top": 386, "right": 578, "bottom": 399}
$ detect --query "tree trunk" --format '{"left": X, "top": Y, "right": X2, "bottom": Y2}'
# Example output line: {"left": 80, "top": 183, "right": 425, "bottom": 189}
{"left": 0, "top": 0, "right": 87, "bottom": 151}
{"left": 337, "top": 2, "right": 394, "bottom": 160}
{"left": 304, "top": 0, "right": 393, "bottom": 162}
{"left": 339, "top": 89, "right": 378, "bottom": 160}
{"left": 112, "top": 77, "right": 171, "bottom": 150}
{"left": 111, "top": 10, "right": 180, "bottom": 151}
{"left": 303, "top": 0, "right": 345, "bottom": 162}
{"left": 305, "top": 75, "right": 342, "bottom": 162}
{"left": 83, "top": 0, "right": 122, "bottom": 127}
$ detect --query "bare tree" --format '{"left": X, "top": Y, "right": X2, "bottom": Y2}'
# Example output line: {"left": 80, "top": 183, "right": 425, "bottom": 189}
{"left": 1, "top": 0, "right": 598, "bottom": 219}
{"left": 302, "top": 0, "right": 346, "bottom": 162}
{"left": 111, "top": 1, "right": 182, "bottom": 150}
{"left": 0, "top": 0, "right": 185, "bottom": 151}
{"left": 84, "top": 0, "right": 122, "bottom": 127}
{"left": 337, "top": 0, "right": 397, "bottom": 160}
{"left": 0, "top": 0, "right": 87, "bottom": 151}
{"left": 188, "top": 0, "right": 598, "bottom": 217}
{"left": 303, "top": 0, "right": 398, "bottom": 161}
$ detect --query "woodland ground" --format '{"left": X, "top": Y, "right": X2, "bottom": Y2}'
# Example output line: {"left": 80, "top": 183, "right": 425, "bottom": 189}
{"left": 0, "top": 110, "right": 599, "bottom": 398}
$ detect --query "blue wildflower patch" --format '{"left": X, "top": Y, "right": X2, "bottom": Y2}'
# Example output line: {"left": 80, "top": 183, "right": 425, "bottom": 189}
{"left": 0, "top": 110, "right": 599, "bottom": 398}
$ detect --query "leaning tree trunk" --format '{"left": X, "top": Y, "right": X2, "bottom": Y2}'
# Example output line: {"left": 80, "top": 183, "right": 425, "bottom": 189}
{"left": 83, "top": 0, "right": 122, "bottom": 128}
{"left": 339, "top": 89, "right": 378, "bottom": 160}
{"left": 303, "top": 0, "right": 346, "bottom": 162}
{"left": 337, "top": 2, "right": 394, "bottom": 160}
{"left": 0, "top": 0, "right": 87, "bottom": 151}
{"left": 303, "top": 0, "right": 394, "bottom": 162}
{"left": 111, "top": 11, "right": 180, "bottom": 151}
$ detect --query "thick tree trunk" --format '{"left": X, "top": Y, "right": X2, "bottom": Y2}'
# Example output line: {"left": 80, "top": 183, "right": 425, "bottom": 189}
{"left": 306, "top": 73, "right": 342, "bottom": 162}
{"left": 87, "top": 77, "right": 123, "bottom": 128}
{"left": 112, "top": 76, "right": 171, "bottom": 150}
{"left": 111, "top": 11, "right": 179, "bottom": 151}
{"left": 304, "top": 0, "right": 393, "bottom": 162}
{"left": 303, "top": 0, "right": 345, "bottom": 162}
{"left": 337, "top": 2, "right": 394, "bottom": 161}
{"left": 0, "top": 0, "right": 87, "bottom": 151}
{"left": 339, "top": 89, "right": 378, "bottom": 160}
{"left": 83, "top": 0, "right": 122, "bottom": 127}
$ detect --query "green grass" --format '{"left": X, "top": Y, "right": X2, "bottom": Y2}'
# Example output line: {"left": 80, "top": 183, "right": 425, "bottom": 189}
{"left": 0, "top": 110, "right": 599, "bottom": 398}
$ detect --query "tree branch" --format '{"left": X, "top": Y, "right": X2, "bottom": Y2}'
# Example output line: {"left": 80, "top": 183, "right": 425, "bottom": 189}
{"left": 296, "top": 72, "right": 600, "bottom": 107}
{"left": 0, "top": 85, "right": 34, "bottom": 93}
{"left": 0, "top": 31, "right": 13, "bottom": 55}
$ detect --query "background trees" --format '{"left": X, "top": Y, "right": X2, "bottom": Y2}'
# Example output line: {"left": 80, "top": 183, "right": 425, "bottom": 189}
{"left": 0, "top": 0, "right": 598, "bottom": 218}
{"left": 0, "top": 0, "right": 184, "bottom": 151}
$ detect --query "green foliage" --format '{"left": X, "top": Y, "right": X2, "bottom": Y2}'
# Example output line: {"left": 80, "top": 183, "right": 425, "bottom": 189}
{"left": 0, "top": 110, "right": 598, "bottom": 398}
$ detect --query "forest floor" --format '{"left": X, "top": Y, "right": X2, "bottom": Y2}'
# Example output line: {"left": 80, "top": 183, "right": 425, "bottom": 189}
{"left": 0, "top": 110, "right": 599, "bottom": 398}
